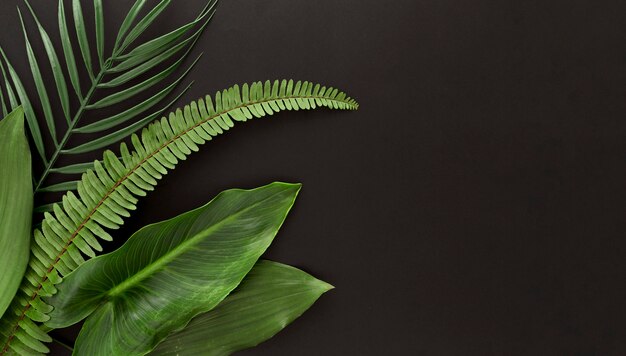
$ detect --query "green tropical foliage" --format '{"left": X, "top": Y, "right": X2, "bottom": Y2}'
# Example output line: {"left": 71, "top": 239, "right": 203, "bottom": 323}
{"left": 152, "top": 260, "right": 334, "bottom": 356}
{"left": 47, "top": 183, "right": 301, "bottom": 355}
{"left": 0, "top": 0, "right": 217, "bottom": 196}
{"left": 0, "top": 81, "right": 356, "bottom": 354}
{"left": 0, "top": 108, "right": 32, "bottom": 319}
{"left": 0, "top": 0, "right": 358, "bottom": 354}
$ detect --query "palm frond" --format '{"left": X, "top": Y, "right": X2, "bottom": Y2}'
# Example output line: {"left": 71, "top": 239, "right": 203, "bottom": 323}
{"left": 0, "top": 80, "right": 358, "bottom": 355}
{"left": 0, "top": 0, "right": 219, "bottom": 197}
{"left": 0, "top": 63, "right": 18, "bottom": 112}
{"left": 18, "top": 9, "right": 58, "bottom": 147}
{"left": 0, "top": 47, "right": 47, "bottom": 162}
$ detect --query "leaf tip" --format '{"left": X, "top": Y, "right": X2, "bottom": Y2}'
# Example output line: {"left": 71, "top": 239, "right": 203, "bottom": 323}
{"left": 274, "top": 181, "right": 302, "bottom": 191}
{"left": 1, "top": 106, "right": 25, "bottom": 129}
{"left": 317, "top": 280, "right": 335, "bottom": 293}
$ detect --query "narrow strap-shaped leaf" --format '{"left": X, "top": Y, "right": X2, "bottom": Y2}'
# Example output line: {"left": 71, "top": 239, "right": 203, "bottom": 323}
{"left": 87, "top": 51, "right": 198, "bottom": 109}
{"left": 0, "top": 63, "right": 18, "bottom": 110}
{"left": 112, "top": 2, "right": 214, "bottom": 75}
{"left": 78, "top": 70, "right": 192, "bottom": 133}
{"left": 48, "top": 183, "right": 301, "bottom": 356}
{"left": 72, "top": 0, "right": 94, "bottom": 79}
{"left": 94, "top": 0, "right": 104, "bottom": 68}
{"left": 120, "top": 0, "right": 216, "bottom": 61}
{"left": 0, "top": 81, "right": 7, "bottom": 117}
{"left": 18, "top": 9, "right": 58, "bottom": 146}
{"left": 110, "top": 15, "right": 206, "bottom": 74}
{"left": 102, "top": 30, "right": 197, "bottom": 87}
{"left": 48, "top": 158, "right": 123, "bottom": 179}
{"left": 152, "top": 260, "right": 333, "bottom": 356}
{"left": 118, "top": 0, "right": 171, "bottom": 54}
{"left": 0, "top": 49, "right": 46, "bottom": 162}
{"left": 58, "top": 0, "right": 82, "bottom": 98}
{"left": 116, "top": 21, "right": 197, "bottom": 63}
{"left": 33, "top": 203, "right": 57, "bottom": 214}
{"left": 38, "top": 181, "right": 79, "bottom": 193}
{"left": 113, "top": 0, "right": 147, "bottom": 52}
{"left": 67, "top": 80, "right": 192, "bottom": 153}
{"left": 24, "top": 0, "right": 71, "bottom": 124}
{"left": 49, "top": 161, "right": 97, "bottom": 175}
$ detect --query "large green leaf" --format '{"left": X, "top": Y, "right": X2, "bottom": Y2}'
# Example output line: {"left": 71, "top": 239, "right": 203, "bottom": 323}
{"left": 0, "top": 79, "right": 357, "bottom": 355}
{"left": 47, "top": 182, "right": 301, "bottom": 355}
{"left": 152, "top": 260, "right": 333, "bottom": 356}
{"left": 0, "top": 107, "right": 32, "bottom": 319}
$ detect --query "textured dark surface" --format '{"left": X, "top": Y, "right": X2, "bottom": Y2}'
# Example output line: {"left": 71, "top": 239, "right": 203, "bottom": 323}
{"left": 2, "top": 0, "right": 626, "bottom": 355}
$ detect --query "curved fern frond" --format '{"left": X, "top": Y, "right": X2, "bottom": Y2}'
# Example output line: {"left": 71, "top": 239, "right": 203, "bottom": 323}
{"left": 0, "top": 79, "right": 358, "bottom": 355}
{"left": 0, "top": 0, "right": 219, "bottom": 197}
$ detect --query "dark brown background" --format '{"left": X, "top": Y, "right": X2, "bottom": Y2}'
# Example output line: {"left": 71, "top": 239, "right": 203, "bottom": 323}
{"left": 2, "top": 0, "right": 626, "bottom": 355}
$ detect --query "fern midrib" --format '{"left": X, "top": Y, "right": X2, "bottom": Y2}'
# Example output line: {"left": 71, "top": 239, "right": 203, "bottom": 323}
{"left": 1, "top": 92, "right": 347, "bottom": 353}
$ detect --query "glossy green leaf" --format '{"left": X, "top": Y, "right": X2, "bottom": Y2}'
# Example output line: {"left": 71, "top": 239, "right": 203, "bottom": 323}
{"left": 58, "top": 0, "right": 83, "bottom": 99}
{"left": 47, "top": 182, "right": 301, "bottom": 355}
{"left": 79, "top": 74, "right": 193, "bottom": 134}
{"left": 0, "top": 62, "right": 18, "bottom": 110}
{"left": 23, "top": 0, "right": 72, "bottom": 124}
{"left": 33, "top": 203, "right": 58, "bottom": 214}
{"left": 0, "top": 107, "right": 33, "bottom": 319}
{"left": 38, "top": 180, "right": 80, "bottom": 193}
{"left": 113, "top": 0, "right": 147, "bottom": 52}
{"left": 152, "top": 260, "right": 333, "bottom": 356}
{"left": 0, "top": 79, "right": 357, "bottom": 354}
{"left": 0, "top": 49, "right": 46, "bottom": 162}
{"left": 94, "top": 0, "right": 105, "bottom": 67}
{"left": 87, "top": 50, "right": 197, "bottom": 110}
{"left": 49, "top": 161, "right": 96, "bottom": 175}
{"left": 120, "top": 0, "right": 216, "bottom": 61}
{"left": 72, "top": 0, "right": 94, "bottom": 79}
{"left": 102, "top": 19, "right": 207, "bottom": 87}
{"left": 0, "top": 87, "right": 6, "bottom": 117}
{"left": 118, "top": 0, "right": 171, "bottom": 53}
{"left": 18, "top": 9, "right": 58, "bottom": 145}
{"left": 66, "top": 80, "right": 192, "bottom": 153}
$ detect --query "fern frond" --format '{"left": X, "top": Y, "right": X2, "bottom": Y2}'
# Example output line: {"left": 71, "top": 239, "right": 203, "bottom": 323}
{"left": 0, "top": 80, "right": 357, "bottom": 355}
{"left": 0, "top": 0, "right": 218, "bottom": 197}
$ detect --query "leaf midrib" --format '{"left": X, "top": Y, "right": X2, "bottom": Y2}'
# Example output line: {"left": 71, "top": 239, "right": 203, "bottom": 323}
{"left": 2, "top": 92, "right": 347, "bottom": 352}
{"left": 33, "top": 63, "right": 111, "bottom": 194}
{"left": 106, "top": 191, "right": 281, "bottom": 298}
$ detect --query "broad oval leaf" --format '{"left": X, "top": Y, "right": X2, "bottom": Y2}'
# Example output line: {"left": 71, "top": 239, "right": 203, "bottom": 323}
{"left": 46, "top": 182, "right": 301, "bottom": 355}
{"left": 0, "top": 107, "right": 33, "bottom": 318}
{"left": 152, "top": 260, "right": 333, "bottom": 356}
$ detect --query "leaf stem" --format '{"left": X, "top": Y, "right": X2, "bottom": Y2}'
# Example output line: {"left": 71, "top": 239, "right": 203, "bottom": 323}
{"left": 34, "top": 63, "right": 111, "bottom": 194}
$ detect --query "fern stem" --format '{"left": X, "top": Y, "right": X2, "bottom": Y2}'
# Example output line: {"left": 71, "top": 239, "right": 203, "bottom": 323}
{"left": 34, "top": 65, "right": 110, "bottom": 194}
{"left": 2, "top": 88, "right": 357, "bottom": 354}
